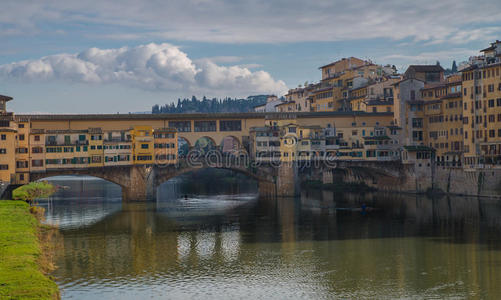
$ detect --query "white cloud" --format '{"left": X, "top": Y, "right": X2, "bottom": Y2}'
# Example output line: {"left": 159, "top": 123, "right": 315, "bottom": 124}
{"left": 0, "top": 43, "right": 287, "bottom": 96}
{"left": 1, "top": 0, "right": 500, "bottom": 44}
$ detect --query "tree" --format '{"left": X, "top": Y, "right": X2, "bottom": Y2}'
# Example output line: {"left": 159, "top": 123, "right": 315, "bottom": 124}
{"left": 12, "top": 181, "right": 56, "bottom": 206}
{"left": 451, "top": 60, "right": 458, "bottom": 73}
{"left": 151, "top": 95, "right": 268, "bottom": 114}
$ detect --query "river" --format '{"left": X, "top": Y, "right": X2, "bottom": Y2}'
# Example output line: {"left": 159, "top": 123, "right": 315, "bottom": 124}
{"left": 38, "top": 170, "right": 501, "bottom": 299}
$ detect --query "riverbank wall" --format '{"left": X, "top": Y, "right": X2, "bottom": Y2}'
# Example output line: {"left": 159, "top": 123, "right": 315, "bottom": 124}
{"left": 0, "top": 201, "right": 60, "bottom": 299}
{"left": 315, "top": 164, "right": 501, "bottom": 198}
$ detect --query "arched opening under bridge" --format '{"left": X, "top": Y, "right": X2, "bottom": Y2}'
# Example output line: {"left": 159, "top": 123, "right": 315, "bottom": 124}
{"left": 155, "top": 168, "right": 260, "bottom": 211}
{"left": 194, "top": 137, "right": 217, "bottom": 154}
{"left": 33, "top": 175, "right": 123, "bottom": 228}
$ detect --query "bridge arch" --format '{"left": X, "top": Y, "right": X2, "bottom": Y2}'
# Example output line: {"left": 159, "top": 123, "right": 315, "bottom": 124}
{"left": 194, "top": 136, "right": 217, "bottom": 153}
{"left": 29, "top": 169, "right": 129, "bottom": 189}
{"left": 153, "top": 164, "right": 274, "bottom": 189}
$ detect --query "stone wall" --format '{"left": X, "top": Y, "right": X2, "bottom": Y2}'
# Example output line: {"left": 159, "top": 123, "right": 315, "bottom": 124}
{"left": 433, "top": 167, "right": 501, "bottom": 197}
{"left": 315, "top": 161, "right": 501, "bottom": 198}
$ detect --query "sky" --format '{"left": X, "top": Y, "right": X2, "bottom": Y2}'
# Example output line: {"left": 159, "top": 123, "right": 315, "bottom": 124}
{"left": 1, "top": 0, "right": 500, "bottom": 113}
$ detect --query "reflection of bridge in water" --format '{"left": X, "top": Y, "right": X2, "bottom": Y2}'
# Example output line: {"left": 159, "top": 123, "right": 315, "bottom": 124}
{"left": 49, "top": 190, "right": 501, "bottom": 298}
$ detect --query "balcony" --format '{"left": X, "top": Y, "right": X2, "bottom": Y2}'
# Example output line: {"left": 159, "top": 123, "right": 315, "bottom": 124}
{"left": 46, "top": 140, "right": 89, "bottom": 146}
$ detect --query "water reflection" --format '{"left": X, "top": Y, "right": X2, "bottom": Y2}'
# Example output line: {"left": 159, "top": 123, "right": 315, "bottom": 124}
{"left": 41, "top": 174, "right": 501, "bottom": 299}
{"left": 39, "top": 176, "right": 122, "bottom": 229}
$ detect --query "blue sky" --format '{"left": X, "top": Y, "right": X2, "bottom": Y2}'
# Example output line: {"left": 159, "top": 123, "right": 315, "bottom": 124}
{"left": 1, "top": 0, "right": 500, "bottom": 113}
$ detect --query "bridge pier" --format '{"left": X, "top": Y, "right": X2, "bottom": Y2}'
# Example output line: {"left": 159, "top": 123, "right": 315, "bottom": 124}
{"left": 122, "top": 165, "right": 155, "bottom": 202}
{"left": 276, "top": 162, "right": 300, "bottom": 197}
{"left": 258, "top": 180, "right": 276, "bottom": 198}
{"left": 322, "top": 170, "right": 333, "bottom": 184}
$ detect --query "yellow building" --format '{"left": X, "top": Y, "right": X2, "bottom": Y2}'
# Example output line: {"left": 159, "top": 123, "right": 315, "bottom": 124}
{"left": 349, "top": 85, "right": 368, "bottom": 111}
{"left": 88, "top": 128, "right": 104, "bottom": 167}
{"left": 1, "top": 96, "right": 12, "bottom": 114}
{"left": 249, "top": 126, "right": 281, "bottom": 163}
{"left": 363, "top": 100, "right": 393, "bottom": 113}
{"left": 0, "top": 95, "right": 16, "bottom": 183}
{"left": 14, "top": 118, "right": 30, "bottom": 184}
{"left": 280, "top": 123, "right": 298, "bottom": 162}
{"left": 29, "top": 129, "right": 46, "bottom": 173}
{"left": 276, "top": 101, "right": 296, "bottom": 112}
{"left": 45, "top": 130, "right": 90, "bottom": 170}
{"left": 153, "top": 128, "right": 178, "bottom": 165}
{"left": 311, "top": 86, "right": 335, "bottom": 112}
{"left": 319, "top": 57, "right": 367, "bottom": 81}
{"left": 404, "top": 65, "right": 444, "bottom": 83}
{"left": 422, "top": 79, "right": 463, "bottom": 166}
{"left": 131, "top": 126, "right": 154, "bottom": 164}
{"left": 284, "top": 87, "right": 312, "bottom": 112}
{"left": 297, "top": 125, "right": 324, "bottom": 161}
{"left": 104, "top": 130, "right": 132, "bottom": 166}
{"left": 0, "top": 127, "right": 16, "bottom": 183}
{"left": 267, "top": 112, "right": 399, "bottom": 162}
{"left": 462, "top": 61, "right": 501, "bottom": 166}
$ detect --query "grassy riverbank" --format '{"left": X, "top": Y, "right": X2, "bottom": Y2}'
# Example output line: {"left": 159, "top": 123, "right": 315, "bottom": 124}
{"left": 0, "top": 201, "right": 59, "bottom": 299}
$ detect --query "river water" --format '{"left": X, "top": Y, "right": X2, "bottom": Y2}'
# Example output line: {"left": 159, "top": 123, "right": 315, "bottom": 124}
{"left": 39, "top": 172, "right": 501, "bottom": 299}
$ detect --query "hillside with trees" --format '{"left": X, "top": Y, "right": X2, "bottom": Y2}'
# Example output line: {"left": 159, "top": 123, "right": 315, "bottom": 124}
{"left": 152, "top": 95, "right": 268, "bottom": 114}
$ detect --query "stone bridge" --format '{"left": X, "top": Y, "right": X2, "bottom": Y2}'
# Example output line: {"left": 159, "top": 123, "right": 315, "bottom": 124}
{"left": 27, "top": 157, "right": 413, "bottom": 201}
{"left": 29, "top": 158, "right": 282, "bottom": 201}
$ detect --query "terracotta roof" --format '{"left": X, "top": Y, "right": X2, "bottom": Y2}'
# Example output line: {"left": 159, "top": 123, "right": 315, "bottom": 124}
{"left": 406, "top": 65, "right": 445, "bottom": 73}
{"left": 16, "top": 111, "right": 394, "bottom": 124}
{"left": 461, "top": 61, "right": 501, "bottom": 72}
{"left": 318, "top": 57, "right": 366, "bottom": 69}
{"left": 0, "top": 95, "right": 13, "bottom": 102}
{"left": 391, "top": 78, "right": 425, "bottom": 86}
{"left": 276, "top": 101, "right": 295, "bottom": 106}
{"left": 481, "top": 46, "right": 495, "bottom": 52}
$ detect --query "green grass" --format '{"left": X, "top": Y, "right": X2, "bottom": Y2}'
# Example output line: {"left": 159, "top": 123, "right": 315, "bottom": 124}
{"left": 0, "top": 201, "right": 59, "bottom": 299}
